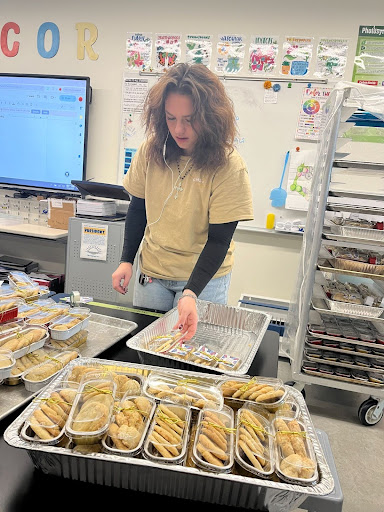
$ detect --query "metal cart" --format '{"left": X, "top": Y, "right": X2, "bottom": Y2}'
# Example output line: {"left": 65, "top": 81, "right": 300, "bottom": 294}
{"left": 282, "top": 82, "right": 384, "bottom": 426}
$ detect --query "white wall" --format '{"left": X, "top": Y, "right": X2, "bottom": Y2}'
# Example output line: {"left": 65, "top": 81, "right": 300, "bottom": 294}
{"left": 1, "top": 0, "right": 381, "bottom": 305}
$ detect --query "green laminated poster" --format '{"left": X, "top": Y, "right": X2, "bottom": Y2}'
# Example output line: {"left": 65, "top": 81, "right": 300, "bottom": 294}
{"left": 352, "top": 26, "right": 384, "bottom": 86}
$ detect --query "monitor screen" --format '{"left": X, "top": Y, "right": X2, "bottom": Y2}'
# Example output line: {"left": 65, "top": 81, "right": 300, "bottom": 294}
{"left": 0, "top": 73, "right": 91, "bottom": 193}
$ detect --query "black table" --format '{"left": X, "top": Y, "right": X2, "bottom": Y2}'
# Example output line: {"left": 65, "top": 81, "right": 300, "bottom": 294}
{"left": 0, "top": 299, "right": 279, "bottom": 512}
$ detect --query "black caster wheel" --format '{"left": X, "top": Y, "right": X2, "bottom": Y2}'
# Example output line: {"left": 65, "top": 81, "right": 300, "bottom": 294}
{"left": 358, "top": 399, "right": 383, "bottom": 426}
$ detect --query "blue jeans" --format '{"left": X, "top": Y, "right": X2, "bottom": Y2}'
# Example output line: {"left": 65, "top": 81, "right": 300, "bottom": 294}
{"left": 133, "top": 266, "right": 231, "bottom": 312}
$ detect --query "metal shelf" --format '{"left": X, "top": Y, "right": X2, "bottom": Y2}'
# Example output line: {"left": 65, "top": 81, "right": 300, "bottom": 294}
{"left": 333, "top": 160, "right": 384, "bottom": 171}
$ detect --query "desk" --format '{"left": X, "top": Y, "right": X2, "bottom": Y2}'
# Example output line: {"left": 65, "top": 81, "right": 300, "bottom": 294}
{"left": 0, "top": 301, "right": 280, "bottom": 512}
{"left": 0, "top": 223, "right": 67, "bottom": 239}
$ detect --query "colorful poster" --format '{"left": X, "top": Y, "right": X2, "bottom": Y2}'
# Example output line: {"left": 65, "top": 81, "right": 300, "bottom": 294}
{"left": 285, "top": 149, "right": 317, "bottom": 211}
{"left": 185, "top": 34, "right": 212, "bottom": 67}
{"left": 352, "top": 26, "right": 384, "bottom": 86}
{"left": 126, "top": 32, "right": 152, "bottom": 71}
{"left": 295, "top": 86, "right": 332, "bottom": 140}
{"left": 155, "top": 34, "right": 181, "bottom": 71}
{"left": 281, "top": 37, "right": 314, "bottom": 76}
{"left": 249, "top": 36, "right": 279, "bottom": 74}
{"left": 314, "top": 38, "right": 349, "bottom": 78}
{"left": 216, "top": 34, "right": 246, "bottom": 74}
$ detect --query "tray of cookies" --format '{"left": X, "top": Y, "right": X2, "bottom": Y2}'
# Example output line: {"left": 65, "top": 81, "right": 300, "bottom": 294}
{"left": 22, "top": 349, "right": 79, "bottom": 392}
{"left": 143, "top": 401, "right": 191, "bottom": 465}
{"left": 0, "top": 297, "right": 24, "bottom": 324}
{"left": 65, "top": 372, "right": 116, "bottom": 445}
{"left": 192, "top": 405, "right": 234, "bottom": 473}
{"left": 218, "top": 376, "right": 287, "bottom": 412}
{"left": 143, "top": 371, "right": 223, "bottom": 410}
{"left": 273, "top": 417, "right": 318, "bottom": 486}
{"left": 26, "top": 304, "right": 71, "bottom": 326}
{"left": 4, "top": 357, "right": 335, "bottom": 511}
{"left": 0, "top": 349, "right": 16, "bottom": 379}
{"left": 47, "top": 329, "right": 89, "bottom": 351}
{"left": 0, "top": 326, "right": 48, "bottom": 359}
{"left": 235, "top": 404, "right": 274, "bottom": 478}
{"left": 126, "top": 299, "right": 271, "bottom": 376}
{"left": 20, "top": 380, "right": 80, "bottom": 445}
{"left": 103, "top": 394, "right": 156, "bottom": 457}
{"left": 48, "top": 313, "right": 91, "bottom": 340}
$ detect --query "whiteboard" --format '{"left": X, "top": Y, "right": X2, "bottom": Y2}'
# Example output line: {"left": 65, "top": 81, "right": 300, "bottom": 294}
{"left": 118, "top": 72, "right": 321, "bottom": 230}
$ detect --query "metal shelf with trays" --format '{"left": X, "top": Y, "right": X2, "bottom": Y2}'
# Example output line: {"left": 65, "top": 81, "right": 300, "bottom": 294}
{"left": 282, "top": 83, "right": 384, "bottom": 426}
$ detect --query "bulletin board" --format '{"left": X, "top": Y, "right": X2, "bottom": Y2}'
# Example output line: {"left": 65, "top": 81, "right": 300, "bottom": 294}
{"left": 117, "top": 71, "right": 328, "bottom": 231}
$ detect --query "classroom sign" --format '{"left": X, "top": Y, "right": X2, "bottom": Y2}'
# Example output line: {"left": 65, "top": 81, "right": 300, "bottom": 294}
{"left": 352, "top": 26, "right": 384, "bottom": 86}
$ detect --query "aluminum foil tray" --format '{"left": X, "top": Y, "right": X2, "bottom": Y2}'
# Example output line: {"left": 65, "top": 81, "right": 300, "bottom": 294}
{"left": 126, "top": 300, "right": 271, "bottom": 376}
{"left": 4, "top": 357, "right": 334, "bottom": 512}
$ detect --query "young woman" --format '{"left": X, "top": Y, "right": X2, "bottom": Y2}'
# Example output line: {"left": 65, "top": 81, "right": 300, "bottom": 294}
{"left": 112, "top": 63, "right": 253, "bottom": 340}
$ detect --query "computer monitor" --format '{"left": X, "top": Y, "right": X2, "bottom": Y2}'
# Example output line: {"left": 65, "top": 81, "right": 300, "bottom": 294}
{"left": 0, "top": 73, "right": 92, "bottom": 194}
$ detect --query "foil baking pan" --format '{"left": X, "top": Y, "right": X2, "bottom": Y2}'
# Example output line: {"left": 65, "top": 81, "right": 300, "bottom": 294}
{"left": 4, "top": 357, "right": 334, "bottom": 512}
{"left": 126, "top": 300, "right": 271, "bottom": 376}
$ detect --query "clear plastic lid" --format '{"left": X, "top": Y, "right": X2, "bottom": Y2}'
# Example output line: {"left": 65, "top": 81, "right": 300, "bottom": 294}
{"left": 7, "top": 284, "right": 40, "bottom": 300}
{"left": 103, "top": 394, "right": 156, "bottom": 456}
{"left": 17, "top": 302, "right": 43, "bottom": 319}
{"left": 192, "top": 405, "right": 234, "bottom": 473}
{"left": 0, "top": 326, "right": 47, "bottom": 352}
{"left": 26, "top": 306, "right": 69, "bottom": 325}
{"left": 10, "top": 346, "right": 60, "bottom": 378}
{"left": 218, "top": 376, "right": 286, "bottom": 411}
{"left": 144, "top": 372, "right": 223, "bottom": 410}
{"left": 0, "top": 318, "right": 25, "bottom": 338}
{"left": 143, "top": 401, "right": 190, "bottom": 464}
{"left": 48, "top": 329, "right": 89, "bottom": 350}
{"left": 67, "top": 307, "right": 91, "bottom": 319}
{"left": 65, "top": 375, "right": 116, "bottom": 444}
{"left": 8, "top": 271, "right": 36, "bottom": 289}
{"left": 235, "top": 404, "right": 274, "bottom": 477}
{"left": 273, "top": 417, "right": 318, "bottom": 484}
{"left": 275, "top": 399, "right": 301, "bottom": 420}
{"left": 77, "top": 367, "right": 143, "bottom": 401}
{"left": 0, "top": 296, "right": 24, "bottom": 313}
{"left": 0, "top": 349, "right": 16, "bottom": 378}
{"left": 22, "top": 380, "right": 79, "bottom": 444}
{"left": 22, "top": 350, "right": 79, "bottom": 383}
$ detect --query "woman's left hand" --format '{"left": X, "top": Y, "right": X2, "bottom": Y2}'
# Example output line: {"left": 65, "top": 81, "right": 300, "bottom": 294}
{"left": 173, "top": 292, "right": 198, "bottom": 340}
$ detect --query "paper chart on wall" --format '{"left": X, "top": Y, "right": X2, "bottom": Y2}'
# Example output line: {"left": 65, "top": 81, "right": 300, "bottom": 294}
{"left": 285, "top": 149, "right": 317, "bottom": 211}
{"left": 295, "top": 86, "right": 332, "bottom": 140}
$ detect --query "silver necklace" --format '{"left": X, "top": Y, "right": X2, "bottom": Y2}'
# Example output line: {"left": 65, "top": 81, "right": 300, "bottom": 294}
{"left": 174, "top": 158, "right": 194, "bottom": 199}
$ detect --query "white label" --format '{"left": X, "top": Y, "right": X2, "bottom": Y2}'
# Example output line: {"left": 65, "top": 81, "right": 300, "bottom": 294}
{"left": 51, "top": 198, "right": 63, "bottom": 208}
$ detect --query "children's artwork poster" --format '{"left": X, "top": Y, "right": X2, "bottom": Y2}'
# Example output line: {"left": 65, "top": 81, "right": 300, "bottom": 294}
{"left": 295, "top": 86, "right": 332, "bottom": 140}
{"left": 285, "top": 149, "right": 317, "bottom": 211}
{"left": 126, "top": 32, "right": 152, "bottom": 71}
{"left": 314, "top": 38, "right": 349, "bottom": 78}
{"left": 155, "top": 33, "right": 181, "bottom": 70}
{"left": 249, "top": 36, "right": 279, "bottom": 74}
{"left": 185, "top": 34, "right": 212, "bottom": 67}
{"left": 281, "top": 37, "right": 314, "bottom": 76}
{"left": 352, "top": 26, "right": 384, "bottom": 86}
{"left": 216, "top": 34, "right": 246, "bottom": 74}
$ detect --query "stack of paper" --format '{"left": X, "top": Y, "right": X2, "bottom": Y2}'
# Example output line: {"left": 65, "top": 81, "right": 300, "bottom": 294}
{"left": 76, "top": 198, "right": 117, "bottom": 217}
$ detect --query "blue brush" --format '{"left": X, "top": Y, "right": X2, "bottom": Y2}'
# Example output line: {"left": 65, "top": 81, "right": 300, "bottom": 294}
{"left": 270, "top": 150, "right": 290, "bottom": 207}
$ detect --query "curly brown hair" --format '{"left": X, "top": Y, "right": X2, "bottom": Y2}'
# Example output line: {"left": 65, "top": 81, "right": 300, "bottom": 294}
{"left": 142, "top": 63, "right": 237, "bottom": 172}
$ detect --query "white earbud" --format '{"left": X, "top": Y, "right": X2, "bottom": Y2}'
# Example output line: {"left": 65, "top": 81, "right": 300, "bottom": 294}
{"left": 162, "top": 131, "right": 169, "bottom": 160}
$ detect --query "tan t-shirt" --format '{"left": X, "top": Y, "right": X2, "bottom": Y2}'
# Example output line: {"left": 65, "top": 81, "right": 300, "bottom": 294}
{"left": 123, "top": 141, "right": 254, "bottom": 280}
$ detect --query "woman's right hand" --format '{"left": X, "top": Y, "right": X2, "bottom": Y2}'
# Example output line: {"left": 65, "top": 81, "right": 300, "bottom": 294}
{"left": 112, "top": 262, "right": 133, "bottom": 294}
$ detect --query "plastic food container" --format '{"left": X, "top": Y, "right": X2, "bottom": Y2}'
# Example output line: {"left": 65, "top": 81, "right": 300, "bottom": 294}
{"left": 65, "top": 374, "right": 116, "bottom": 445}
{"left": 218, "top": 375, "right": 287, "bottom": 411}
{"left": 49, "top": 314, "right": 87, "bottom": 340}
{"left": 74, "top": 367, "right": 144, "bottom": 401}
{"left": 102, "top": 394, "right": 156, "bottom": 457}
{"left": 235, "top": 404, "right": 274, "bottom": 478}
{"left": 0, "top": 297, "right": 24, "bottom": 324}
{"left": 143, "top": 401, "right": 191, "bottom": 465}
{"left": 8, "top": 271, "right": 36, "bottom": 289}
{"left": 143, "top": 371, "right": 223, "bottom": 410}
{"left": 0, "top": 326, "right": 48, "bottom": 359}
{"left": 20, "top": 380, "right": 80, "bottom": 445}
{"left": 26, "top": 304, "right": 70, "bottom": 326}
{"left": 22, "top": 349, "right": 79, "bottom": 392}
{"left": 48, "top": 329, "right": 89, "bottom": 351}
{"left": 0, "top": 349, "right": 16, "bottom": 379}
{"left": 275, "top": 399, "right": 301, "bottom": 420}
{"left": 0, "top": 318, "right": 25, "bottom": 339}
{"left": 273, "top": 417, "right": 318, "bottom": 485}
{"left": 5, "top": 346, "right": 61, "bottom": 385}
{"left": 192, "top": 405, "right": 234, "bottom": 473}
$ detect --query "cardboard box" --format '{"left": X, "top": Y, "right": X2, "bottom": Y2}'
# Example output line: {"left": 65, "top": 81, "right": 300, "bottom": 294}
{"left": 47, "top": 198, "right": 76, "bottom": 230}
